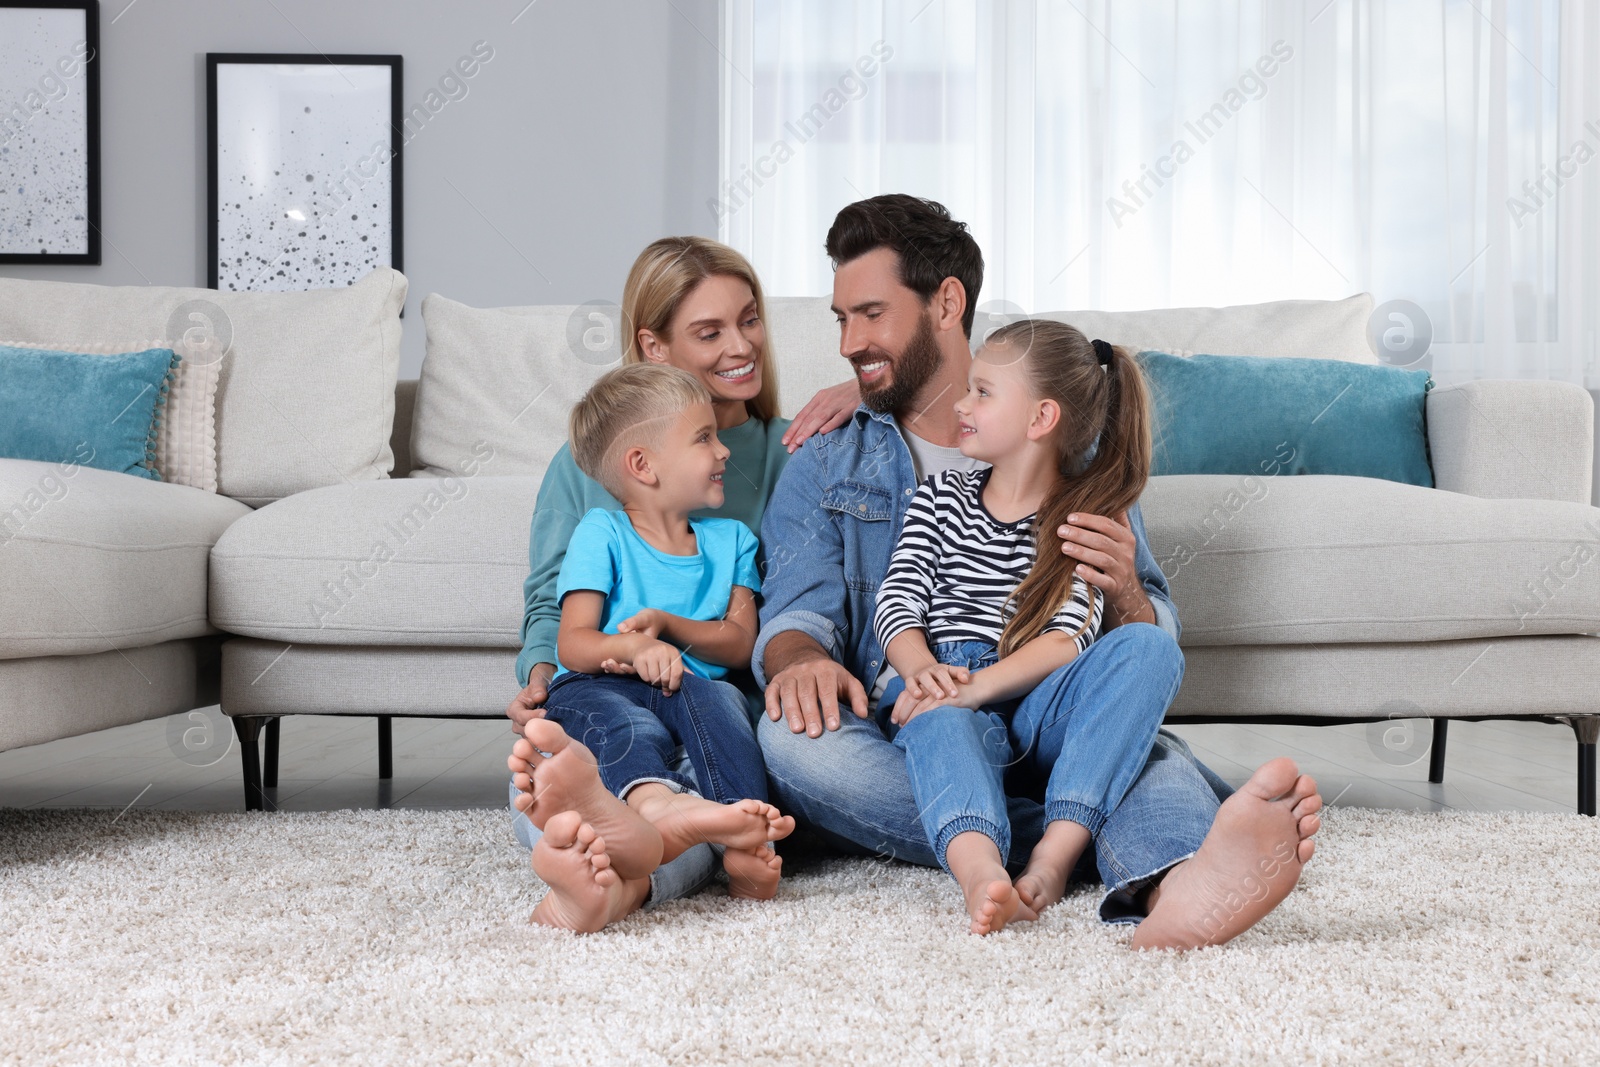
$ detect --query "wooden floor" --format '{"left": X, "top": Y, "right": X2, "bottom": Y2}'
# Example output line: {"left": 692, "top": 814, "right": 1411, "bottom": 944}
{"left": 0, "top": 708, "right": 1585, "bottom": 816}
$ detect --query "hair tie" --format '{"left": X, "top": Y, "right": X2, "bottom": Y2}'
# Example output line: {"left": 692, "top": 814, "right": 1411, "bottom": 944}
{"left": 1092, "top": 338, "right": 1113, "bottom": 367}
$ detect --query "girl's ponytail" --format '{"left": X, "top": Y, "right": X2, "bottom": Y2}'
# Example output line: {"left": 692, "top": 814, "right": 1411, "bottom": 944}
{"left": 990, "top": 322, "right": 1153, "bottom": 657}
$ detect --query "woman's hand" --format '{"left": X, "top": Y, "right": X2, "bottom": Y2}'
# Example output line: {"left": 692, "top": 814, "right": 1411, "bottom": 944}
{"left": 505, "top": 663, "right": 556, "bottom": 734}
{"left": 782, "top": 378, "right": 861, "bottom": 453}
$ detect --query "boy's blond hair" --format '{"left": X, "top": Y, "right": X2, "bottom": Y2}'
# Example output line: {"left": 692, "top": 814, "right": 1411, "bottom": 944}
{"left": 569, "top": 363, "right": 715, "bottom": 498}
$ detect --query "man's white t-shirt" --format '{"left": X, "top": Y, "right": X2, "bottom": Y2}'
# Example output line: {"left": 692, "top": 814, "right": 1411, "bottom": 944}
{"left": 869, "top": 421, "right": 986, "bottom": 709}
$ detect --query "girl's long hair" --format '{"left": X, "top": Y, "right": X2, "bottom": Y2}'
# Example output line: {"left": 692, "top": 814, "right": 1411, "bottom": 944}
{"left": 619, "top": 236, "right": 780, "bottom": 422}
{"left": 991, "top": 319, "right": 1153, "bottom": 657}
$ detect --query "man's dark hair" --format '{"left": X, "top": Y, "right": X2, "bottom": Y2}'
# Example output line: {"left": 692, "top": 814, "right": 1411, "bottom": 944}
{"left": 825, "top": 194, "right": 984, "bottom": 338}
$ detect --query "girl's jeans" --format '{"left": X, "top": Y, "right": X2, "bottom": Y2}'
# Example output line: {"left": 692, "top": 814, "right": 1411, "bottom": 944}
{"left": 886, "top": 638, "right": 1168, "bottom": 874}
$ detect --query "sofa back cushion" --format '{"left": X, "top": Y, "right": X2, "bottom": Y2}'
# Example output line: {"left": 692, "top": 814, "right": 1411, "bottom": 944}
{"left": 0, "top": 267, "right": 407, "bottom": 506}
{"left": 411, "top": 294, "right": 854, "bottom": 480}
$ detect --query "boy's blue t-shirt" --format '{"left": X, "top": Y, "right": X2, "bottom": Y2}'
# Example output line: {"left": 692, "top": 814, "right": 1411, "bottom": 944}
{"left": 554, "top": 508, "right": 761, "bottom": 681}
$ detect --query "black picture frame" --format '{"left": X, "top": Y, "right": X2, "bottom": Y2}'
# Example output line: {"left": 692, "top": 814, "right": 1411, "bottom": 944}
{"left": 206, "top": 53, "right": 403, "bottom": 296}
{"left": 0, "top": 0, "right": 100, "bottom": 264}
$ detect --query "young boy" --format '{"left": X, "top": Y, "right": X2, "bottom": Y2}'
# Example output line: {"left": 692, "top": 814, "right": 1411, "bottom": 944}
{"left": 528, "top": 363, "right": 792, "bottom": 929}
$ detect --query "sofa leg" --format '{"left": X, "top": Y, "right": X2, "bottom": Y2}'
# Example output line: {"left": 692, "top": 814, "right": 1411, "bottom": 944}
{"left": 232, "top": 716, "right": 271, "bottom": 812}
{"left": 378, "top": 715, "right": 393, "bottom": 780}
{"left": 1574, "top": 718, "right": 1599, "bottom": 817}
{"left": 264, "top": 717, "right": 280, "bottom": 789}
{"left": 1428, "top": 719, "right": 1448, "bottom": 784}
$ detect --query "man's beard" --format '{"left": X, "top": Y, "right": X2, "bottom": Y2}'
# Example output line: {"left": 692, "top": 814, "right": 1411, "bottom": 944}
{"left": 858, "top": 311, "right": 943, "bottom": 415}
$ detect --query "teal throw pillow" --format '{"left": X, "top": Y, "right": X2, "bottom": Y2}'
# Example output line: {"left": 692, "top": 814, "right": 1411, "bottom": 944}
{"left": 0, "top": 345, "right": 181, "bottom": 480}
{"left": 1134, "top": 350, "right": 1434, "bottom": 486}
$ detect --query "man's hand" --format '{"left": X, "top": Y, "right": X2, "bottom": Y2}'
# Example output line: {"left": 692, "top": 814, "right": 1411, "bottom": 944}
{"left": 1058, "top": 508, "right": 1154, "bottom": 628}
{"left": 505, "top": 663, "right": 555, "bottom": 734}
{"left": 764, "top": 652, "right": 869, "bottom": 738}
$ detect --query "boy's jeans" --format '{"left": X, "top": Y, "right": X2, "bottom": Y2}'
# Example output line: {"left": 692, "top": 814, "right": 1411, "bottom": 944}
{"left": 886, "top": 639, "right": 1167, "bottom": 874}
{"left": 759, "top": 622, "right": 1232, "bottom": 923}
{"left": 541, "top": 671, "right": 769, "bottom": 806}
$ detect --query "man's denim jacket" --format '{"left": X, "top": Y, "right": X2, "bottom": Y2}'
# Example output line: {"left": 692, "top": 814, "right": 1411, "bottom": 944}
{"left": 753, "top": 406, "right": 1181, "bottom": 691}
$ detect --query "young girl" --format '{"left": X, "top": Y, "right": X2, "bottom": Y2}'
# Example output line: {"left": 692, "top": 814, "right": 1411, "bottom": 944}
{"left": 873, "top": 319, "right": 1167, "bottom": 935}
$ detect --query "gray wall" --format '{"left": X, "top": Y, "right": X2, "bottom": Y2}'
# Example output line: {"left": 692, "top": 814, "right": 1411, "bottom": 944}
{"left": 0, "top": 0, "right": 721, "bottom": 378}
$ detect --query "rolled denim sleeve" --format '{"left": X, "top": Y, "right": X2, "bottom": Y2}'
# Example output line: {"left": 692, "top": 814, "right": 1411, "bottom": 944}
{"left": 1127, "top": 500, "right": 1181, "bottom": 644}
{"left": 752, "top": 441, "right": 848, "bottom": 689}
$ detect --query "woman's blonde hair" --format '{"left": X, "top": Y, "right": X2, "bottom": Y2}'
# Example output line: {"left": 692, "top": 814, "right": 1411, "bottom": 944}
{"left": 620, "top": 236, "right": 779, "bottom": 422}
{"left": 985, "top": 320, "right": 1154, "bottom": 658}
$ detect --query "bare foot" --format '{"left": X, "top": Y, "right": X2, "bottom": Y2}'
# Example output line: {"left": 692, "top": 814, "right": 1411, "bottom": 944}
{"left": 630, "top": 793, "right": 795, "bottom": 864}
{"left": 530, "top": 811, "right": 649, "bottom": 933}
{"left": 1013, "top": 820, "right": 1090, "bottom": 914}
{"left": 1131, "top": 757, "right": 1323, "bottom": 951}
{"left": 963, "top": 875, "right": 1034, "bottom": 936}
{"left": 723, "top": 844, "right": 784, "bottom": 900}
{"left": 508, "top": 719, "right": 663, "bottom": 880}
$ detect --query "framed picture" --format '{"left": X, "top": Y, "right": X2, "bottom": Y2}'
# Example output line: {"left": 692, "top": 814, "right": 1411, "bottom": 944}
{"left": 206, "top": 53, "right": 403, "bottom": 295}
{"left": 0, "top": 0, "right": 100, "bottom": 263}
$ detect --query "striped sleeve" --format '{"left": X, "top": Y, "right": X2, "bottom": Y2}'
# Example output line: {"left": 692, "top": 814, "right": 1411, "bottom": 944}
{"left": 873, "top": 476, "right": 943, "bottom": 653}
{"left": 1042, "top": 574, "right": 1106, "bottom": 656}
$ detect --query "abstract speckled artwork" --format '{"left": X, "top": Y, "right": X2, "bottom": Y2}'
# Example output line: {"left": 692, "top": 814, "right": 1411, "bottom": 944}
{"left": 0, "top": 3, "right": 96, "bottom": 259}
{"left": 209, "top": 58, "right": 399, "bottom": 293}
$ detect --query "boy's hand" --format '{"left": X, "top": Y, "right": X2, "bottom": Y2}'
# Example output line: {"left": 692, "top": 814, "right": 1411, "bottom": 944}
{"left": 615, "top": 609, "right": 668, "bottom": 641}
{"left": 905, "top": 663, "right": 970, "bottom": 702}
{"left": 632, "top": 639, "right": 685, "bottom": 695}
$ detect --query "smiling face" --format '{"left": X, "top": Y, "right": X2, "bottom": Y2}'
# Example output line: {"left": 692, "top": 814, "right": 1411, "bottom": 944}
{"left": 639, "top": 274, "right": 766, "bottom": 409}
{"left": 639, "top": 400, "right": 731, "bottom": 512}
{"left": 831, "top": 247, "right": 945, "bottom": 414}
{"left": 953, "top": 341, "right": 1055, "bottom": 462}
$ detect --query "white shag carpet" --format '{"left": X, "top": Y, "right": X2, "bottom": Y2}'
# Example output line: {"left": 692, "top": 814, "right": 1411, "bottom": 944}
{"left": 2, "top": 806, "right": 1598, "bottom": 1066}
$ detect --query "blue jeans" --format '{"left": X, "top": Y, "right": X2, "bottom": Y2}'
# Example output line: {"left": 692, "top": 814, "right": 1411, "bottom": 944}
{"left": 541, "top": 671, "right": 769, "bottom": 806}
{"left": 886, "top": 636, "right": 1166, "bottom": 873}
{"left": 759, "top": 622, "right": 1234, "bottom": 922}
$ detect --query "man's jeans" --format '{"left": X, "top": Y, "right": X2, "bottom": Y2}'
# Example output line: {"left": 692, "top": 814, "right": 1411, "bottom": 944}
{"left": 541, "top": 671, "right": 769, "bottom": 806}
{"left": 760, "top": 622, "right": 1235, "bottom": 922}
{"left": 887, "top": 637, "right": 1166, "bottom": 874}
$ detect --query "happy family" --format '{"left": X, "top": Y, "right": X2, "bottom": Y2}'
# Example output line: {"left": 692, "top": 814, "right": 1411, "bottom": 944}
{"left": 502, "top": 194, "right": 1324, "bottom": 946}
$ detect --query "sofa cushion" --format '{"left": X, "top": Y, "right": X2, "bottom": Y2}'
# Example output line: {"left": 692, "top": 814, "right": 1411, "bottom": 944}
{"left": 1143, "top": 473, "right": 1600, "bottom": 644}
{"left": 0, "top": 459, "right": 252, "bottom": 659}
{"left": 209, "top": 474, "right": 533, "bottom": 646}
{"left": 0, "top": 267, "right": 407, "bottom": 506}
{"left": 411, "top": 294, "right": 853, "bottom": 481}
{"left": 1032, "top": 293, "right": 1376, "bottom": 361}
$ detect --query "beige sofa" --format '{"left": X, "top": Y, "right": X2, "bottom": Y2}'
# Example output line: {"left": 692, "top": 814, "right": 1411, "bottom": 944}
{"left": 3, "top": 276, "right": 1597, "bottom": 816}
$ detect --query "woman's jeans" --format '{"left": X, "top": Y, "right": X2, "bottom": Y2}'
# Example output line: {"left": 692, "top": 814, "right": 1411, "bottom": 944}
{"left": 885, "top": 638, "right": 1167, "bottom": 875}
{"left": 510, "top": 670, "right": 767, "bottom": 907}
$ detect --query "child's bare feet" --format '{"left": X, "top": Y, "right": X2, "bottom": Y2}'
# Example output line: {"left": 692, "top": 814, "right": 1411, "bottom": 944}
{"left": 946, "top": 831, "right": 1037, "bottom": 936}
{"left": 1131, "top": 757, "right": 1323, "bottom": 951}
{"left": 530, "top": 811, "right": 649, "bottom": 932}
{"left": 723, "top": 844, "right": 783, "bottom": 900}
{"left": 1013, "top": 820, "right": 1090, "bottom": 914}
{"left": 509, "top": 719, "right": 664, "bottom": 879}
{"left": 629, "top": 791, "right": 794, "bottom": 863}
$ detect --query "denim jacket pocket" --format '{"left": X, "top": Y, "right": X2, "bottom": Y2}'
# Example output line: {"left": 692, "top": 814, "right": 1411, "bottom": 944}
{"left": 820, "top": 480, "right": 895, "bottom": 522}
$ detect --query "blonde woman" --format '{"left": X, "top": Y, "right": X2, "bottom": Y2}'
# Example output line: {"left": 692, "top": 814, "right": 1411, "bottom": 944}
{"left": 504, "top": 236, "right": 857, "bottom": 926}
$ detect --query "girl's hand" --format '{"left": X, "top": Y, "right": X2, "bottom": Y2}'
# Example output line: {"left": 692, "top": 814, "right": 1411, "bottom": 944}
{"left": 891, "top": 672, "right": 989, "bottom": 726}
{"left": 615, "top": 609, "right": 668, "bottom": 640}
{"left": 906, "top": 663, "right": 970, "bottom": 702}
{"left": 781, "top": 379, "right": 861, "bottom": 453}
{"left": 632, "top": 639, "right": 685, "bottom": 695}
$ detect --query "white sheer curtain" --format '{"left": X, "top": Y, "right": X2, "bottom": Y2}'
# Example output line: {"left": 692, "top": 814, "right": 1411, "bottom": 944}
{"left": 718, "top": 0, "right": 1600, "bottom": 388}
